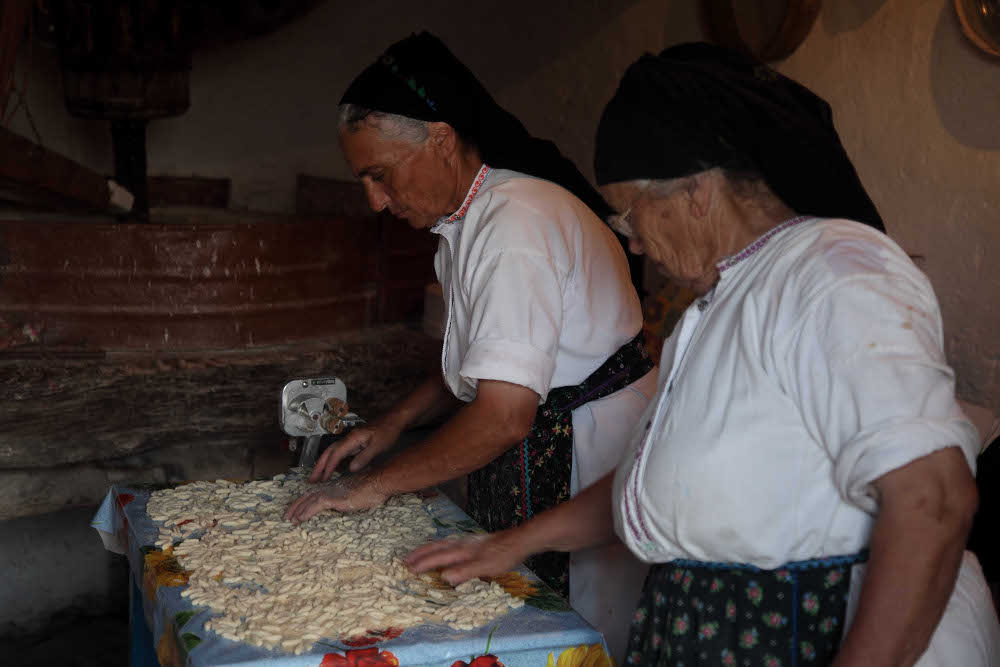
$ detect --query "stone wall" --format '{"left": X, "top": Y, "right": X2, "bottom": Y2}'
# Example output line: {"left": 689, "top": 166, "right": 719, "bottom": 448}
{"left": 6, "top": 0, "right": 996, "bottom": 407}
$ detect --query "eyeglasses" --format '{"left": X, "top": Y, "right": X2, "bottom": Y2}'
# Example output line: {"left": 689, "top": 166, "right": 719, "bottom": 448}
{"left": 607, "top": 206, "right": 634, "bottom": 239}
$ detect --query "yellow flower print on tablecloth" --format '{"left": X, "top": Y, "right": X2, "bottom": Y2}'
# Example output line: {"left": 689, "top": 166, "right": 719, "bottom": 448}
{"left": 484, "top": 571, "right": 539, "bottom": 599}
{"left": 546, "top": 644, "right": 615, "bottom": 667}
{"left": 143, "top": 546, "right": 190, "bottom": 601}
{"left": 483, "top": 571, "right": 571, "bottom": 612}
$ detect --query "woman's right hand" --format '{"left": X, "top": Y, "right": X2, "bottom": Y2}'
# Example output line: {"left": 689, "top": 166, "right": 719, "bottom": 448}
{"left": 405, "top": 530, "right": 532, "bottom": 586}
{"left": 307, "top": 421, "right": 402, "bottom": 483}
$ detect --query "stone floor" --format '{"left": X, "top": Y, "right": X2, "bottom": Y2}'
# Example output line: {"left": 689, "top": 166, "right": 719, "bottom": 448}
{"left": 0, "top": 607, "right": 130, "bottom": 667}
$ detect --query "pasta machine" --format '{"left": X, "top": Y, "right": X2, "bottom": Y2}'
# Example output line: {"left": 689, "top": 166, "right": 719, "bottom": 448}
{"left": 279, "top": 377, "right": 365, "bottom": 467}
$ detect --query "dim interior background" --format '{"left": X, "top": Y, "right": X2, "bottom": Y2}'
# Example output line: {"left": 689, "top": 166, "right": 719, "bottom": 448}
{"left": 1, "top": 1, "right": 998, "bottom": 665}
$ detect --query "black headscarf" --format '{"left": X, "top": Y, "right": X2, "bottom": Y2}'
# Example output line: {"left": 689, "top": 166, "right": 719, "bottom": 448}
{"left": 340, "top": 31, "right": 614, "bottom": 220}
{"left": 594, "top": 43, "right": 884, "bottom": 232}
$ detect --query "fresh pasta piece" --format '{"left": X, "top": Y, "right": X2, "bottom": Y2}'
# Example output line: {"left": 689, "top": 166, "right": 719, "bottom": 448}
{"left": 145, "top": 471, "right": 520, "bottom": 654}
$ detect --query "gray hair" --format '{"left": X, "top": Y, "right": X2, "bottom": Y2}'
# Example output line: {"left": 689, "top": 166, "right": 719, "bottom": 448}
{"left": 337, "top": 104, "right": 430, "bottom": 144}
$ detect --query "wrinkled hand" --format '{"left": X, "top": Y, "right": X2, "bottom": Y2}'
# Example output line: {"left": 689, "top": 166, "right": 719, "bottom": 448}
{"left": 284, "top": 473, "right": 389, "bottom": 524}
{"left": 405, "top": 530, "right": 529, "bottom": 586}
{"left": 308, "top": 422, "right": 402, "bottom": 483}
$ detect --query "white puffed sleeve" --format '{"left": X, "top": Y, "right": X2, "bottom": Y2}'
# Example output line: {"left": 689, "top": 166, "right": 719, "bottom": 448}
{"left": 455, "top": 207, "right": 568, "bottom": 402}
{"left": 780, "top": 250, "right": 979, "bottom": 514}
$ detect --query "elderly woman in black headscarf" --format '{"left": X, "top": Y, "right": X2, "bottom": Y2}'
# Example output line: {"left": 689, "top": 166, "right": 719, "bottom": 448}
{"left": 284, "top": 32, "right": 658, "bottom": 658}
{"left": 408, "top": 43, "right": 1000, "bottom": 666}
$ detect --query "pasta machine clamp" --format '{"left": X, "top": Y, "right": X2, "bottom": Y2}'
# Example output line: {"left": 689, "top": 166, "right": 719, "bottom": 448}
{"left": 279, "top": 377, "right": 365, "bottom": 467}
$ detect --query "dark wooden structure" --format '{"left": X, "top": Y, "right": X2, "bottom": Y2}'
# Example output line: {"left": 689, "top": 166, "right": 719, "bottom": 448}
{"left": 1, "top": 216, "right": 378, "bottom": 349}
{"left": 296, "top": 174, "right": 439, "bottom": 324}
{"left": 0, "top": 167, "right": 440, "bottom": 519}
{"left": 0, "top": 126, "right": 112, "bottom": 213}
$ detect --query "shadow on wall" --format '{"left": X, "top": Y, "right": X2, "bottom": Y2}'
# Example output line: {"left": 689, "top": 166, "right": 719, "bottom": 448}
{"left": 139, "top": 0, "right": 660, "bottom": 209}
{"left": 820, "top": 0, "right": 889, "bottom": 34}
{"left": 320, "top": 0, "right": 647, "bottom": 92}
{"left": 931, "top": 3, "right": 1000, "bottom": 149}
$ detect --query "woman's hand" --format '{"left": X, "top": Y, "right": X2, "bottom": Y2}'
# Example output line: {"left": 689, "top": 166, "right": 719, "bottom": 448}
{"left": 406, "top": 530, "right": 531, "bottom": 585}
{"left": 308, "top": 421, "right": 403, "bottom": 483}
{"left": 284, "top": 473, "right": 389, "bottom": 524}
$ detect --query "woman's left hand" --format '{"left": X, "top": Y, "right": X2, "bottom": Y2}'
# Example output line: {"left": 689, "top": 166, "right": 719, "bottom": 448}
{"left": 406, "top": 530, "right": 529, "bottom": 585}
{"left": 284, "top": 474, "right": 389, "bottom": 524}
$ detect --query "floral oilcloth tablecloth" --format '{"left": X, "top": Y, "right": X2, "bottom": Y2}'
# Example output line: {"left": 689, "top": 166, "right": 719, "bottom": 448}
{"left": 92, "top": 484, "right": 612, "bottom": 667}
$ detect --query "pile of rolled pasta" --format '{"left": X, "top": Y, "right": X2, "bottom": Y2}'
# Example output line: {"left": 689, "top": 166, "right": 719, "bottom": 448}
{"left": 146, "top": 471, "right": 522, "bottom": 654}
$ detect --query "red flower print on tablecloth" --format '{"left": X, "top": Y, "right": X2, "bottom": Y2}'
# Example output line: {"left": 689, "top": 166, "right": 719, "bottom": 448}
{"left": 116, "top": 493, "right": 135, "bottom": 547}
{"left": 320, "top": 647, "right": 398, "bottom": 667}
{"left": 451, "top": 656, "right": 504, "bottom": 667}
{"left": 341, "top": 628, "right": 404, "bottom": 647}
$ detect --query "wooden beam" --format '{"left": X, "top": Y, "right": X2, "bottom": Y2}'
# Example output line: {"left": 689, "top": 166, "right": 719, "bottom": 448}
{"left": 0, "top": 325, "right": 439, "bottom": 469}
{"left": 0, "top": 126, "right": 112, "bottom": 214}
{"left": 296, "top": 174, "right": 371, "bottom": 218}
{"left": 149, "top": 175, "right": 230, "bottom": 208}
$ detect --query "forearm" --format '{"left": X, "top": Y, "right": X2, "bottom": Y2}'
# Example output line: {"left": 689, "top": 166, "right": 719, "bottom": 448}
{"left": 371, "top": 388, "right": 528, "bottom": 495}
{"left": 405, "top": 472, "right": 621, "bottom": 583}
{"left": 378, "top": 374, "right": 458, "bottom": 432}
{"left": 515, "top": 472, "right": 619, "bottom": 555}
{"left": 834, "top": 448, "right": 977, "bottom": 666}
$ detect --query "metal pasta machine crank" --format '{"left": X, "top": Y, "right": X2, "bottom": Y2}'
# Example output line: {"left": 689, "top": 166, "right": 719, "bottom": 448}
{"left": 279, "top": 378, "right": 365, "bottom": 467}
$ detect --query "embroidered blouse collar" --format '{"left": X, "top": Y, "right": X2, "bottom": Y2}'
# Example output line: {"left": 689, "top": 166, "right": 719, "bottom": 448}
{"left": 716, "top": 216, "right": 813, "bottom": 273}
{"left": 434, "top": 164, "right": 492, "bottom": 229}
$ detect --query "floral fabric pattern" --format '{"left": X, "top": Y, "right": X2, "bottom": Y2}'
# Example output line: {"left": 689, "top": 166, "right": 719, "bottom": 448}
{"left": 320, "top": 647, "right": 399, "bottom": 667}
{"left": 546, "top": 643, "right": 614, "bottom": 667}
{"left": 625, "top": 555, "right": 863, "bottom": 666}
{"left": 468, "top": 332, "right": 654, "bottom": 596}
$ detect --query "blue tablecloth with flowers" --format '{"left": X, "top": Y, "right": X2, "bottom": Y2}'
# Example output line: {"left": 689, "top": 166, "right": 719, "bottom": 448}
{"left": 92, "top": 483, "right": 611, "bottom": 667}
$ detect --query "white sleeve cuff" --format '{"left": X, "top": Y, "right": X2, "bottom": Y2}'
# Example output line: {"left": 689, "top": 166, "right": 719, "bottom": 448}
{"left": 834, "top": 417, "right": 980, "bottom": 513}
{"left": 460, "top": 338, "right": 556, "bottom": 403}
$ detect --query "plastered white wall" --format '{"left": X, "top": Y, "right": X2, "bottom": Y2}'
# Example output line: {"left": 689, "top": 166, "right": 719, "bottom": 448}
{"left": 775, "top": 0, "right": 1000, "bottom": 415}
{"left": 7, "top": 0, "right": 998, "bottom": 411}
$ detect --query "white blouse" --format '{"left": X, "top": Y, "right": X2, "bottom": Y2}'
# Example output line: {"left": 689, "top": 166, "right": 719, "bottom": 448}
{"left": 430, "top": 166, "right": 643, "bottom": 404}
{"left": 431, "top": 166, "right": 654, "bottom": 663}
{"left": 612, "top": 216, "right": 980, "bottom": 567}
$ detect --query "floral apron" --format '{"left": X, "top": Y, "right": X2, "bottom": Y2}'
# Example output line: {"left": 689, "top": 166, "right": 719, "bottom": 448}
{"left": 467, "top": 331, "right": 654, "bottom": 597}
{"left": 624, "top": 551, "right": 868, "bottom": 667}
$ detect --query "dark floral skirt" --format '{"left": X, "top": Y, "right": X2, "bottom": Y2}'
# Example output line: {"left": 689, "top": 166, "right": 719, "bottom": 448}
{"left": 625, "top": 552, "right": 867, "bottom": 667}
{"left": 468, "top": 331, "right": 654, "bottom": 597}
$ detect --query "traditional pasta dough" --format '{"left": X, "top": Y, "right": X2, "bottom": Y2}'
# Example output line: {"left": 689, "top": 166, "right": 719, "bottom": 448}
{"left": 146, "top": 470, "right": 522, "bottom": 654}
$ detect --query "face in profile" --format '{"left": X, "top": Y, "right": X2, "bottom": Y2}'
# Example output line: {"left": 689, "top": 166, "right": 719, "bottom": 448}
{"left": 601, "top": 179, "right": 720, "bottom": 295}
{"left": 339, "top": 121, "right": 460, "bottom": 229}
